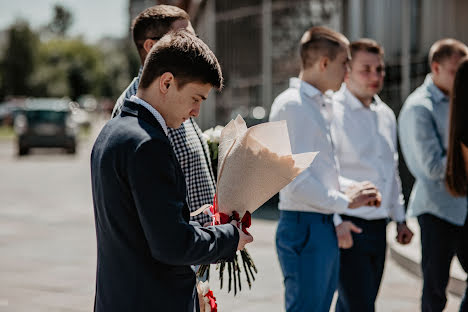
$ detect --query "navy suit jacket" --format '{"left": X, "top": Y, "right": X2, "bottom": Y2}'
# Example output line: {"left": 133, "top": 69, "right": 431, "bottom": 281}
{"left": 91, "top": 100, "right": 238, "bottom": 311}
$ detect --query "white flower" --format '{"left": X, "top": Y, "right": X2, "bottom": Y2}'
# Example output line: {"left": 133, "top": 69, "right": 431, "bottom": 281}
{"left": 203, "top": 125, "right": 224, "bottom": 143}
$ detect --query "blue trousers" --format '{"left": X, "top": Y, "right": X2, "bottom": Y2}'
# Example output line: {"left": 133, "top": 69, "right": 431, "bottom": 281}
{"left": 276, "top": 210, "right": 340, "bottom": 312}
{"left": 418, "top": 213, "right": 468, "bottom": 312}
{"left": 335, "top": 216, "right": 387, "bottom": 312}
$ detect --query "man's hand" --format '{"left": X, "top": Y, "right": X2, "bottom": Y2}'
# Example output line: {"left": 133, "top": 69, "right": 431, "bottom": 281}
{"left": 231, "top": 220, "right": 254, "bottom": 250}
{"left": 396, "top": 222, "right": 413, "bottom": 245}
{"left": 202, "top": 206, "right": 213, "bottom": 227}
{"left": 345, "top": 181, "right": 382, "bottom": 209}
{"left": 336, "top": 221, "right": 362, "bottom": 249}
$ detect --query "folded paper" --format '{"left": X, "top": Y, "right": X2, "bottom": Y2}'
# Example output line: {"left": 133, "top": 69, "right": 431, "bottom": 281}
{"left": 216, "top": 115, "right": 318, "bottom": 217}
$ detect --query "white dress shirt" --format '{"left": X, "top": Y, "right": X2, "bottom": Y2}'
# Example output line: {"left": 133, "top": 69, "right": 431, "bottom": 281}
{"left": 331, "top": 85, "right": 405, "bottom": 223}
{"left": 269, "top": 78, "right": 349, "bottom": 215}
{"left": 130, "top": 95, "right": 168, "bottom": 136}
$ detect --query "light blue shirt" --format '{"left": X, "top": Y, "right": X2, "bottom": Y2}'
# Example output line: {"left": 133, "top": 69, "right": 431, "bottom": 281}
{"left": 398, "top": 74, "right": 467, "bottom": 226}
{"left": 269, "top": 78, "right": 349, "bottom": 215}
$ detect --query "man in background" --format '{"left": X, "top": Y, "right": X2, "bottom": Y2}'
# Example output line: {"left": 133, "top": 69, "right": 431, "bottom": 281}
{"left": 112, "top": 5, "right": 214, "bottom": 227}
{"left": 332, "top": 38, "right": 413, "bottom": 311}
{"left": 399, "top": 38, "right": 468, "bottom": 311}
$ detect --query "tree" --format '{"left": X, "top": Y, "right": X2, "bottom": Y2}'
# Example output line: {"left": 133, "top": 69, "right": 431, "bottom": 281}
{"left": 32, "top": 39, "right": 101, "bottom": 100}
{"left": 1, "top": 20, "right": 39, "bottom": 97}
{"left": 47, "top": 4, "right": 73, "bottom": 37}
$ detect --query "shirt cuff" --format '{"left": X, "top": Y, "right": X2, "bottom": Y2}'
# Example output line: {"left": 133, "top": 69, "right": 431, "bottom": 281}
{"left": 390, "top": 205, "right": 406, "bottom": 223}
{"left": 329, "top": 189, "right": 350, "bottom": 214}
{"left": 338, "top": 175, "right": 356, "bottom": 192}
{"left": 333, "top": 213, "right": 343, "bottom": 226}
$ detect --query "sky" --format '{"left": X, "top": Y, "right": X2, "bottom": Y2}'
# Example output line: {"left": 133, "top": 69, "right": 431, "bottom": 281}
{"left": 0, "top": 0, "right": 129, "bottom": 43}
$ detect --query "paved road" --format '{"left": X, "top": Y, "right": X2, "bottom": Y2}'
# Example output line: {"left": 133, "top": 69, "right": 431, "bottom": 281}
{"left": 0, "top": 122, "right": 462, "bottom": 311}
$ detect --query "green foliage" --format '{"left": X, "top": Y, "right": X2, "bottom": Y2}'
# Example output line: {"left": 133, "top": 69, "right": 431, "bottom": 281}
{"left": 31, "top": 38, "right": 101, "bottom": 100}
{"left": 1, "top": 20, "right": 39, "bottom": 97}
{"left": 94, "top": 38, "right": 139, "bottom": 99}
{"left": 0, "top": 5, "right": 136, "bottom": 101}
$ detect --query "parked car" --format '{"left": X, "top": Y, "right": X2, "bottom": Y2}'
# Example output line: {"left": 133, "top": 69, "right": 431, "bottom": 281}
{"left": 14, "top": 98, "right": 78, "bottom": 156}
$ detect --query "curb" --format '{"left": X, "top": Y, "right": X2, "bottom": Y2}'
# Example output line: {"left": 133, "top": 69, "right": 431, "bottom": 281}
{"left": 388, "top": 220, "right": 467, "bottom": 298}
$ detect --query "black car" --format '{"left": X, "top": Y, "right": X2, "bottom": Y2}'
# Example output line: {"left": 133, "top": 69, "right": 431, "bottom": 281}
{"left": 14, "top": 98, "right": 78, "bottom": 155}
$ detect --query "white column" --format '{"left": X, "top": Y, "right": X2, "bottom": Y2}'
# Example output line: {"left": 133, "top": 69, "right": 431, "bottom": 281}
{"left": 262, "top": 0, "right": 272, "bottom": 108}
{"left": 401, "top": 0, "right": 411, "bottom": 101}
{"left": 196, "top": 0, "right": 217, "bottom": 130}
{"left": 349, "top": 0, "right": 363, "bottom": 40}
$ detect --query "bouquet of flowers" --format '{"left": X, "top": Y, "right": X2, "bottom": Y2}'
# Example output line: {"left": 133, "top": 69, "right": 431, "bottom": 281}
{"left": 195, "top": 115, "right": 317, "bottom": 296}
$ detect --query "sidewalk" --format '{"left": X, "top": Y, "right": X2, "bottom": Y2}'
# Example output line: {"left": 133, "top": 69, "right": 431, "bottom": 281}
{"left": 210, "top": 213, "right": 463, "bottom": 311}
{"left": 388, "top": 218, "right": 467, "bottom": 298}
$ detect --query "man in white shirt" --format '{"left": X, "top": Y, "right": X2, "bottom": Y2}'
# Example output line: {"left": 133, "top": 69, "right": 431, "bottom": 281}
{"left": 331, "top": 39, "right": 414, "bottom": 312}
{"left": 269, "top": 27, "right": 381, "bottom": 312}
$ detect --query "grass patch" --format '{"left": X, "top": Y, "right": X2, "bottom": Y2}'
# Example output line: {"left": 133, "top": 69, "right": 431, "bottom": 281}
{"left": 0, "top": 126, "right": 14, "bottom": 139}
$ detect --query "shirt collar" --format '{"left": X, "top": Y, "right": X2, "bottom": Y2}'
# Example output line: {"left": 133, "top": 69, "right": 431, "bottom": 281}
{"left": 340, "top": 84, "right": 382, "bottom": 111}
{"left": 137, "top": 66, "right": 143, "bottom": 78}
{"left": 130, "top": 95, "right": 168, "bottom": 136}
{"left": 290, "top": 77, "right": 322, "bottom": 100}
{"left": 424, "top": 74, "right": 449, "bottom": 104}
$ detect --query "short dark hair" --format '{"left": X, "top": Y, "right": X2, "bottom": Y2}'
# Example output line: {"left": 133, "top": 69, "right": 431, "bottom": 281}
{"left": 132, "top": 5, "right": 190, "bottom": 54}
{"left": 429, "top": 38, "right": 467, "bottom": 65}
{"left": 300, "top": 26, "right": 349, "bottom": 69}
{"left": 139, "top": 30, "right": 223, "bottom": 90}
{"left": 350, "top": 38, "right": 384, "bottom": 59}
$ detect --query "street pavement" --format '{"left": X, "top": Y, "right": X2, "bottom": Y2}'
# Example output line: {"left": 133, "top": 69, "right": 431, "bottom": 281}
{"left": 0, "top": 119, "right": 462, "bottom": 311}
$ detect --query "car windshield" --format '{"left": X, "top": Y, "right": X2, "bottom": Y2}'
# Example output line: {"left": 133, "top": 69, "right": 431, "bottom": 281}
{"left": 26, "top": 110, "right": 67, "bottom": 123}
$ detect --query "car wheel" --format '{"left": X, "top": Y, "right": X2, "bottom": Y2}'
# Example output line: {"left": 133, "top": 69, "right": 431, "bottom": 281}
{"left": 67, "top": 145, "right": 76, "bottom": 154}
{"left": 18, "top": 146, "right": 29, "bottom": 156}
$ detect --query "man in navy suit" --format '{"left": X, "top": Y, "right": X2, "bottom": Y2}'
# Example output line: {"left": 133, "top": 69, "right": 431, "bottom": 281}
{"left": 91, "top": 30, "right": 253, "bottom": 312}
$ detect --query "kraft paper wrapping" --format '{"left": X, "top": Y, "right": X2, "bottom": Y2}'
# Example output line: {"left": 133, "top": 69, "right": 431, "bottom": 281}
{"left": 216, "top": 115, "right": 317, "bottom": 217}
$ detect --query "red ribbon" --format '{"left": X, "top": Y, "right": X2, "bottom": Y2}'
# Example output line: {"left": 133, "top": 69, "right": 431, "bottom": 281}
{"left": 209, "top": 195, "right": 252, "bottom": 235}
{"left": 204, "top": 290, "right": 217, "bottom": 312}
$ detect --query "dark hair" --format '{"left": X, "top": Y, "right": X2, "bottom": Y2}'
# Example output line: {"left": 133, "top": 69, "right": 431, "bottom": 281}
{"left": 300, "top": 26, "right": 349, "bottom": 69}
{"left": 446, "top": 57, "right": 468, "bottom": 196}
{"left": 350, "top": 38, "right": 384, "bottom": 59}
{"left": 139, "top": 29, "right": 223, "bottom": 90}
{"left": 132, "top": 5, "right": 190, "bottom": 55}
{"left": 429, "top": 38, "right": 467, "bottom": 65}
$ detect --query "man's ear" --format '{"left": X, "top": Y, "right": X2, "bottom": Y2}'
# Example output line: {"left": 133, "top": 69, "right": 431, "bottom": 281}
{"left": 143, "top": 39, "right": 156, "bottom": 54}
{"left": 431, "top": 62, "right": 440, "bottom": 76}
{"left": 319, "top": 56, "right": 329, "bottom": 72}
{"left": 344, "top": 69, "right": 350, "bottom": 82}
{"left": 159, "top": 72, "right": 174, "bottom": 94}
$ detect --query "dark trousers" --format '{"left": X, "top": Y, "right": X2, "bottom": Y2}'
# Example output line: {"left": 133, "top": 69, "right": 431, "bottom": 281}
{"left": 335, "top": 216, "right": 387, "bottom": 312}
{"left": 418, "top": 213, "right": 468, "bottom": 312}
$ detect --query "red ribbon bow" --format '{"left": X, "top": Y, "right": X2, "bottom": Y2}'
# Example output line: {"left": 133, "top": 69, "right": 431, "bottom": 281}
{"left": 204, "top": 290, "right": 217, "bottom": 312}
{"left": 209, "top": 195, "right": 252, "bottom": 235}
